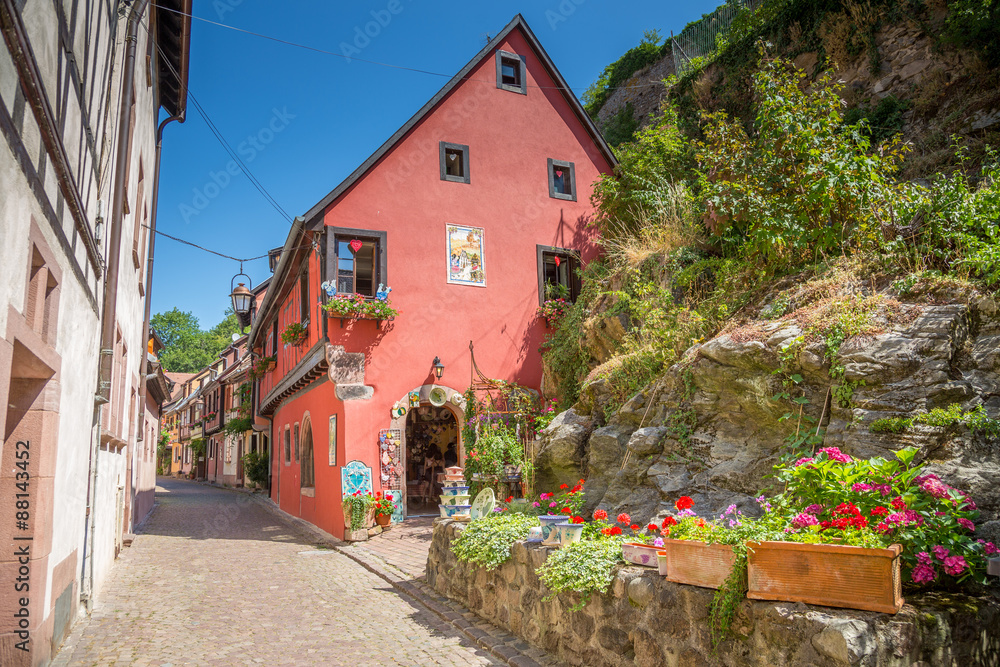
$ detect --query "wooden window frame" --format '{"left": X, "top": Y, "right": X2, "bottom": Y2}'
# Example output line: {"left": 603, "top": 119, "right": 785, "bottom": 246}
{"left": 535, "top": 245, "right": 581, "bottom": 306}
{"left": 324, "top": 227, "right": 388, "bottom": 299}
{"left": 439, "top": 141, "right": 470, "bottom": 184}
{"left": 547, "top": 158, "right": 577, "bottom": 201}
{"left": 496, "top": 50, "right": 526, "bottom": 94}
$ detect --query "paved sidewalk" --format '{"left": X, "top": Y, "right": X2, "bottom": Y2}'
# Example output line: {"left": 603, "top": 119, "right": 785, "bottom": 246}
{"left": 52, "top": 479, "right": 500, "bottom": 666}
{"left": 346, "top": 516, "right": 436, "bottom": 579}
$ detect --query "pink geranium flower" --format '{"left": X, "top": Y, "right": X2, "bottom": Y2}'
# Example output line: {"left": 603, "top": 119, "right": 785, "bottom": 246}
{"left": 791, "top": 513, "right": 819, "bottom": 529}
{"left": 943, "top": 555, "right": 967, "bottom": 577}
{"left": 911, "top": 563, "right": 937, "bottom": 584}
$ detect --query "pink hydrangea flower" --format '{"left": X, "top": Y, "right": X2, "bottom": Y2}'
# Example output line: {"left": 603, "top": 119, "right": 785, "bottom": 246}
{"left": 911, "top": 563, "right": 937, "bottom": 584}
{"left": 903, "top": 510, "right": 924, "bottom": 526}
{"left": 957, "top": 517, "right": 975, "bottom": 532}
{"left": 818, "top": 447, "right": 852, "bottom": 463}
{"left": 805, "top": 504, "right": 823, "bottom": 514}
{"left": 920, "top": 477, "right": 951, "bottom": 499}
{"left": 943, "top": 555, "right": 967, "bottom": 577}
{"left": 875, "top": 484, "right": 892, "bottom": 496}
{"left": 794, "top": 457, "right": 815, "bottom": 467}
{"left": 791, "top": 513, "right": 819, "bottom": 529}
{"left": 852, "top": 483, "right": 873, "bottom": 492}
{"left": 932, "top": 545, "right": 949, "bottom": 561}
{"left": 916, "top": 551, "right": 933, "bottom": 566}
{"left": 963, "top": 497, "right": 978, "bottom": 511}
{"left": 977, "top": 540, "right": 998, "bottom": 556}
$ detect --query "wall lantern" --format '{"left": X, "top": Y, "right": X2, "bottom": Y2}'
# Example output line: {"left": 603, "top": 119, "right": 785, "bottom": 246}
{"left": 433, "top": 356, "right": 445, "bottom": 379}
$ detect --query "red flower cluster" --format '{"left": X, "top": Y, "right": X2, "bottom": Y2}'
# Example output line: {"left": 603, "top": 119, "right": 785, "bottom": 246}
{"left": 570, "top": 516, "right": 585, "bottom": 524}
{"left": 820, "top": 503, "right": 868, "bottom": 530}
{"left": 593, "top": 509, "right": 608, "bottom": 521}
{"left": 617, "top": 513, "right": 631, "bottom": 525}
{"left": 870, "top": 506, "right": 889, "bottom": 517}
{"left": 601, "top": 525, "right": 623, "bottom": 536}
{"left": 675, "top": 496, "right": 694, "bottom": 511}
{"left": 647, "top": 523, "right": 658, "bottom": 532}
{"left": 890, "top": 496, "right": 907, "bottom": 510}
{"left": 661, "top": 516, "right": 678, "bottom": 528}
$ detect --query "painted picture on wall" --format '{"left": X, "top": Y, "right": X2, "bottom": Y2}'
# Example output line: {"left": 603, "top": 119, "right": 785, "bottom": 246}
{"left": 446, "top": 224, "right": 486, "bottom": 287}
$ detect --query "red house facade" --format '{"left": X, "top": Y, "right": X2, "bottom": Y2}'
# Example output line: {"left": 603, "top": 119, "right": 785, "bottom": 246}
{"left": 248, "top": 15, "right": 615, "bottom": 538}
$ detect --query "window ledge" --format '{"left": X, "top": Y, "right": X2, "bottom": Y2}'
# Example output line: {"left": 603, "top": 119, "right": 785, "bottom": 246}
{"left": 301, "top": 486, "right": 315, "bottom": 497}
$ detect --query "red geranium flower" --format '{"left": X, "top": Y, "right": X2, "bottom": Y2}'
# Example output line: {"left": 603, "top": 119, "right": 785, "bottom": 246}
{"left": 617, "top": 513, "right": 631, "bottom": 525}
{"left": 571, "top": 516, "right": 584, "bottom": 524}
{"left": 505, "top": 496, "right": 513, "bottom": 503}
{"left": 661, "top": 527, "right": 671, "bottom": 537}
{"left": 675, "top": 496, "right": 694, "bottom": 511}
{"left": 570, "top": 485, "right": 582, "bottom": 493}
{"left": 870, "top": 507, "right": 889, "bottom": 517}
{"left": 560, "top": 484, "right": 568, "bottom": 489}
{"left": 890, "top": 497, "right": 906, "bottom": 510}
{"left": 610, "top": 526, "right": 623, "bottom": 536}
{"left": 593, "top": 509, "right": 608, "bottom": 521}
{"left": 630, "top": 524, "right": 639, "bottom": 531}
{"left": 647, "top": 523, "right": 658, "bottom": 532}
{"left": 561, "top": 507, "right": 572, "bottom": 514}
{"left": 601, "top": 527, "right": 612, "bottom": 536}
{"left": 579, "top": 479, "right": 585, "bottom": 485}
{"left": 661, "top": 516, "right": 677, "bottom": 528}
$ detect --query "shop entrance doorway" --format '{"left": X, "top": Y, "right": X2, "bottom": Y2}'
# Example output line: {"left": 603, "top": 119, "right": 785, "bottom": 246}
{"left": 405, "top": 405, "right": 459, "bottom": 515}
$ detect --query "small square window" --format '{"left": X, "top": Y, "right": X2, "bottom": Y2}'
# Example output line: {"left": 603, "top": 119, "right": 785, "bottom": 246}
{"left": 496, "top": 50, "right": 526, "bottom": 95}
{"left": 547, "top": 159, "right": 577, "bottom": 201}
{"left": 439, "top": 142, "right": 470, "bottom": 184}
{"left": 335, "top": 236, "right": 379, "bottom": 297}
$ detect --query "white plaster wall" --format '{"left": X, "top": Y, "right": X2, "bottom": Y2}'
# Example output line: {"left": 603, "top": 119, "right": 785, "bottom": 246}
{"left": 91, "top": 448, "right": 127, "bottom": 596}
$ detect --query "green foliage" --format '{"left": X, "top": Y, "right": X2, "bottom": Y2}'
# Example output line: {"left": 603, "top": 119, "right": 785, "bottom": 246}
{"left": 223, "top": 416, "right": 253, "bottom": 438}
{"left": 591, "top": 108, "right": 693, "bottom": 236}
{"left": 601, "top": 102, "right": 640, "bottom": 147}
{"left": 189, "top": 437, "right": 206, "bottom": 461}
{"left": 583, "top": 30, "right": 668, "bottom": 118}
{"left": 536, "top": 536, "right": 624, "bottom": 610}
{"left": 451, "top": 513, "right": 539, "bottom": 570}
{"left": 843, "top": 95, "right": 909, "bottom": 145}
{"left": 698, "top": 55, "right": 910, "bottom": 271}
{"left": 151, "top": 307, "right": 243, "bottom": 373}
{"left": 241, "top": 449, "right": 269, "bottom": 487}
{"left": 870, "top": 416, "right": 911, "bottom": 434}
{"left": 464, "top": 425, "right": 532, "bottom": 493}
{"left": 323, "top": 293, "right": 400, "bottom": 320}
{"left": 342, "top": 494, "right": 372, "bottom": 531}
{"left": 944, "top": 0, "right": 1000, "bottom": 67}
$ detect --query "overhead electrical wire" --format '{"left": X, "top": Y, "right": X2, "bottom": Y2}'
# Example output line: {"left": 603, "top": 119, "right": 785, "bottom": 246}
{"left": 149, "top": 2, "right": 671, "bottom": 95}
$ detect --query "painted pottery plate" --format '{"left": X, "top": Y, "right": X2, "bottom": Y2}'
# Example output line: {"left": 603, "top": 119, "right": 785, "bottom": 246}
{"left": 429, "top": 387, "right": 448, "bottom": 406}
{"left": 469, "top": 487, "right": 496, "bottom": 521}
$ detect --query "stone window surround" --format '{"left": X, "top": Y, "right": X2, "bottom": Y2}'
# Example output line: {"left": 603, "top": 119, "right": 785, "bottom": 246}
{"left": 439, "top": 141, "right": 470, "bottom": 184}
{"left": 495, "top": 49, "right": 527, "bottom": 95}
{"left": 547, "top": 158, "right": 577, "bottom": 201}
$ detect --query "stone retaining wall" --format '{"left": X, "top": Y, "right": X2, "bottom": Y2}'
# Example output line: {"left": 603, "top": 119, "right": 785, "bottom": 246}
{"left": 427, "top": 519, "right": 1000, "bottom": 667}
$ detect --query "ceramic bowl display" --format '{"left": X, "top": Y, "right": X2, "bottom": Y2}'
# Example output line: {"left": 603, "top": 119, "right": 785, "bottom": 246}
{"left": 538, "top": 516, "right": 567, "bottom": 545}
{"left": 442, "top": 480, "right": 467, "bottom": 489}
{"left": 445, "top": 466, "right": 463, "bottom": 476}
{"left": 441, "top": 485, "right": 470, "bottom": 496}
{"left": 525, "top": 526, "right": 543, "bottom": 543}
{"left": 440, "top": 504, "right": 472, "bottom": 517}
{"left": 557, "top": 523, "right": 584, "bottom": 547}
{"left": 440, "top": 494, "right": 471, "bottom": 506}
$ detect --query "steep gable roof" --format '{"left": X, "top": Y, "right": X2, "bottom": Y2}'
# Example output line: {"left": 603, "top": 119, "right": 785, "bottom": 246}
{"left": 300, "top": 13, "right": 616, "bottom": 228}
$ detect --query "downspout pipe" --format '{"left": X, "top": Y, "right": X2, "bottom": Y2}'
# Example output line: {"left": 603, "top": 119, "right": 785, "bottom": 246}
{"left": 83, "top": 0, "right": 149, "bottom": 606}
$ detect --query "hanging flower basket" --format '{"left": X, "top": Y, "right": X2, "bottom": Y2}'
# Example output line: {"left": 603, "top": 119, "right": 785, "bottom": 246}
{"left": 280, "top": 322, "right": 308, "bottom": 346}
{"left": 662, "top": 539, "right": 738, "bottom": 589}
{"left": 746, "top": 541, "right": 904, "bottom": 613}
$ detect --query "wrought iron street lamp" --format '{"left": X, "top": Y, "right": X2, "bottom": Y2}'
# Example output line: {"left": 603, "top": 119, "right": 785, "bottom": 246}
{"left": 433, "top": 356, "right": 445, "bottom": 379}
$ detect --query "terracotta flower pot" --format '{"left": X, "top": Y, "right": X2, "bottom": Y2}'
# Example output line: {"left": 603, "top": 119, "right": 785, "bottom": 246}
{"left": 662, "top": 539, "right": 737, "bottom": 589}
{"left": 375, "top": 513, "right": 391, "bottom": 527}
{"left": 746, "top": 541, "right": 904, "bottom": 614}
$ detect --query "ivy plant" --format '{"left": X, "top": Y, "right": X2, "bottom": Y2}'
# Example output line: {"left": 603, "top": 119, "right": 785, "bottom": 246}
{"left": 451, "top": 513, "right": 538, "bottom": 570}
{"left": 535, "top": 536, "right": 624, "bottom": 611}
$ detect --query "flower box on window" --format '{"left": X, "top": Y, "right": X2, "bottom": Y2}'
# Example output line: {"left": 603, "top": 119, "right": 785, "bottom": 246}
{"left": 746, "top": 541, "right": 904, "bottom": 613}
{"left": 323, "top": 292, "right": 399, "bottom": 327}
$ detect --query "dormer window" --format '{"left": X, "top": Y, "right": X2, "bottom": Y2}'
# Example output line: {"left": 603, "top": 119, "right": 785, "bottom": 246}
{"left": 439, "top": 142, "right": 470, "bottom": 184}
{"left": 496, "top": 50, "right": 526, "bottom": 94}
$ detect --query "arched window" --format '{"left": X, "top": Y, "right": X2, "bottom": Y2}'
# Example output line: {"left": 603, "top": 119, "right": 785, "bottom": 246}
{"left": 301, "top": 413, "right": 314, "bottom": 488}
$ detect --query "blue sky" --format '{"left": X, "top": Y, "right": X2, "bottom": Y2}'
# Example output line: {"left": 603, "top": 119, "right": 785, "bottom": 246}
{"left": 151, "top": 0, "right": 719, "bottom": 328}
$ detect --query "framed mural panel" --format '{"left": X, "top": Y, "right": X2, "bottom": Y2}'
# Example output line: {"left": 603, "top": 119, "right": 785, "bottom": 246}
{"left": 328, "top": 415, "right": 337, "bottom": 466}
{"left": 446, "top": 224, "right": 486, "bottom": 287}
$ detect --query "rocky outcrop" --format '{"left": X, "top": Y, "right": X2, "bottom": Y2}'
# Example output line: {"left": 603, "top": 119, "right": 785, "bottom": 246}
{"left": 533, "top": 408, "right": 593, "bottom": 492}
{"left": 534, "top": 288, "right": 1000, "bottom": 544}
{"left": 428, "top": 519, "right": 1000, "bottom": 667}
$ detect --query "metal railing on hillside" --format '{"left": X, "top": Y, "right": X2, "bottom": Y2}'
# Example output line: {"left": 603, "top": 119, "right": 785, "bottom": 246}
{"left": 671, "top": 0, "right": 764, "bottom": 75}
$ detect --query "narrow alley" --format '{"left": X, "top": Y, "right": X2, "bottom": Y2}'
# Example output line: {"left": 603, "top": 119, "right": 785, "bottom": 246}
{"left": 51, "top": 480, "right": 500, "bottom": 666}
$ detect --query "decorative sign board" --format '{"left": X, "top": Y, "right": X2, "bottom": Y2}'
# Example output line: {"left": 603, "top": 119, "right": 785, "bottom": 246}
{"left": 385, "top": 489, "right": 404, "bottom": 524}
{"left": 446, "top": 224, "right": 486, "bottom": 287}
{"left": 379, "top": 429, "right": 403, "bottom": 489}
{"left": 341, "top": 460, "right": 373, "bottom": 498}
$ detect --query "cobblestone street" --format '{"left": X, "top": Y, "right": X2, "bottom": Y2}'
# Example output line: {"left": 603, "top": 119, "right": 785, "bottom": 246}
{"left": 52, "top": 479, "right": 501, "bottom": 666}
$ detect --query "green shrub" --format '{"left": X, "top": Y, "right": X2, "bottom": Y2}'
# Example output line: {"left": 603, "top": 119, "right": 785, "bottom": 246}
{"left": 583, "top": 30, "right": 668, "bottom": 118}
{"left": 536, "top": 536, "right": 624, "bottom": 610}
{"left": 601, "top": 102, "right": 640, "bottom": 147}
{"left": 242, "top": 449, "right": 269, "bottom": 487}
{"left": 945, "top": 0, "right": 1000, "bottom": 67}
{"left": 451, "top": 513, "right": 539, "bottom": 570}
{"left": 843, "top": 95, "right": 909, "bottom": 145}
{"left": 869, "top": 417, "right": 911, "bottom": 434}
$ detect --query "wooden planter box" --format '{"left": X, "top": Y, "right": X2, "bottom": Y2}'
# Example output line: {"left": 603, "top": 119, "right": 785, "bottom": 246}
{"left": 663, "top": 539, "right": 737, "bottom": 589}
{"left": 747, "top": 541, "right": 904, "bottom": 614}
{"left": 622, "top": 543, "right": 662, "bottom": 568}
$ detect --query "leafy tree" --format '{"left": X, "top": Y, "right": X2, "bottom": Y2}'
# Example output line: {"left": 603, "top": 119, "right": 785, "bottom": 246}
{"left": 151, "top": 307, "right": 243, "bottom": 373}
